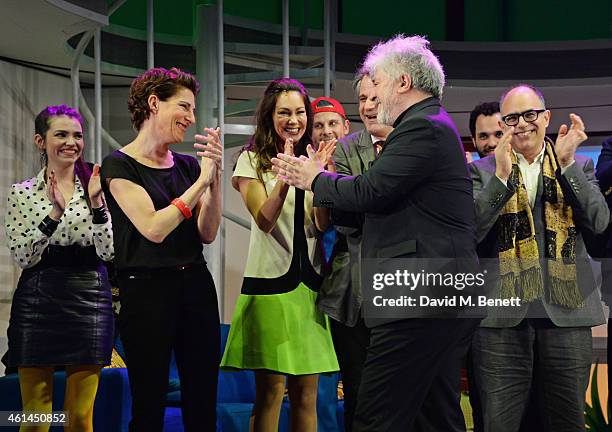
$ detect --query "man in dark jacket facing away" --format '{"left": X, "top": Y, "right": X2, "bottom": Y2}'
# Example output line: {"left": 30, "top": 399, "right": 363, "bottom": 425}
{"left": 272, "top": 34, "right": 479, "bottom": 432}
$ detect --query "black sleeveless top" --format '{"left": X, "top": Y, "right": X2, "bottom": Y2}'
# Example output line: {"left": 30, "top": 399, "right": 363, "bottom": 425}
{"left": 100, "top": 150, "right": 205, "bottom": 271}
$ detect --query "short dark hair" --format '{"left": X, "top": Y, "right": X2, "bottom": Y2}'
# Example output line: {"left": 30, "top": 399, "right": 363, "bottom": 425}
{"left": 469, "top": 101, "right": 500, "bottom": 138}
{"left": 128, "top": 67, "right": 199, "bottom": 131}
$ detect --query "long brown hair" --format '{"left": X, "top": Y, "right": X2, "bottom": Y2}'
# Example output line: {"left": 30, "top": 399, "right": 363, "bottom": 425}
{"left": 240, "top": 78, "right": 313, "bottom": 180}
{"left": 34, "top": 104, "right": 92, "bottom": 207}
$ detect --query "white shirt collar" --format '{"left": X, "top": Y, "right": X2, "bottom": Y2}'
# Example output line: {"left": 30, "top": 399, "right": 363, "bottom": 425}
{"left": 514, "top": 143, "right": 546, "bottom": 166}
{"left": 35, "top": 168, "right": 46, "bottom": 191}
{"left": 370, "top": 134, "right": 385, "bottom": 144}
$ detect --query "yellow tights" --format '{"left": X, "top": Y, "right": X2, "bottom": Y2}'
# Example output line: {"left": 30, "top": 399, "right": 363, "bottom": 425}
{"left": 18, "top": 365, "right": 101, "bottom": 432}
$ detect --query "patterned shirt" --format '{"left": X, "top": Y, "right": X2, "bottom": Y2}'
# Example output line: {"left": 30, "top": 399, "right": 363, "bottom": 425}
{"left": 5, "top": 168, "right": 114, "bottom": 269}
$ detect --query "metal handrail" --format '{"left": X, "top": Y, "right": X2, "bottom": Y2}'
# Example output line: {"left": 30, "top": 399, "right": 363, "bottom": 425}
{"left": 223, "top": 211, "right": 250, "bottom": 231}
{"left": 70, "top": 5, "right": 124, "bottom": 155}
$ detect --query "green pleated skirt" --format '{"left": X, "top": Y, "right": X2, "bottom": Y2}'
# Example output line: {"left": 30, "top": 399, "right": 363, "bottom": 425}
{"left": 221, "top": 282, "right": 339, "bottom": 375}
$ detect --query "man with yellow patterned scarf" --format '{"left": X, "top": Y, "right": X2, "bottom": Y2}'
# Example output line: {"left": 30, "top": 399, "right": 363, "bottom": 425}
{"left": 469, "top": 84, "right": 609, "bottom": 432}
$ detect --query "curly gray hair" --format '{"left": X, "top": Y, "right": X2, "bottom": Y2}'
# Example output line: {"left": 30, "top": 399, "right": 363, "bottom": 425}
{"left": 362, "top": 34, "right": 445, "bottom": 98}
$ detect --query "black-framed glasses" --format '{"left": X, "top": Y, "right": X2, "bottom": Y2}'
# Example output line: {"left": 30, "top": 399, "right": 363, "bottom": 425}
{"left": 501, "top": 109, "right": 546, "bottom": 127}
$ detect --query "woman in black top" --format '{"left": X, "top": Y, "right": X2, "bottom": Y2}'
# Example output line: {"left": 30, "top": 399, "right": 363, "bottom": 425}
{"left": 4, "top": 104, "right": 114, "bottom": 431}
{"left": 100, "top": 67, "right": 222, "bottom": 432}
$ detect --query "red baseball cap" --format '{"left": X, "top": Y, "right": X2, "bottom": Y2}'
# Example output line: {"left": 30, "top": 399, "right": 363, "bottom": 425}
{"left": 311, "top": 97, "right": 346, "bottom": 119}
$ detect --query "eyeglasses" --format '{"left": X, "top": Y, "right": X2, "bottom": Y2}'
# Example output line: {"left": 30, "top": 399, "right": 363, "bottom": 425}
{"left": 501, "top": 109, "right": 546, "bottom": 127}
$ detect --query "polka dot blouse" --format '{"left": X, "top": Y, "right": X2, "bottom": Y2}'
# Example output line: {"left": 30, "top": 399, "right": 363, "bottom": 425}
{"left": 5, "top": 168, "right": 114, "bottom": 269}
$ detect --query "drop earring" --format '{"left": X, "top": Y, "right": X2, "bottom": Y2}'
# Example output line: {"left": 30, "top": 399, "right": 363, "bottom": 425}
{"left": 39, "top": 150, "right": 48, "bottom": 168}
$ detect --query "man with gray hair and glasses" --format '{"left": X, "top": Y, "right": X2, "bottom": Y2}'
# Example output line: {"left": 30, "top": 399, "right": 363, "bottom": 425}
{"left": 469, "top": 84, "right": 608, "bottom": 431}
{"left": 272, "top": 34, "right": 479, "bottom": 432}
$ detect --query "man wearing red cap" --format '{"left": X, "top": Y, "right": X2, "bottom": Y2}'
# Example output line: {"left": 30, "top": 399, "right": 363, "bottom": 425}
{"left": 311, "top": 96, "right": 350, "bottom": 145}
{"left": 310, "top": 96, "right": 350, "bottom": 269}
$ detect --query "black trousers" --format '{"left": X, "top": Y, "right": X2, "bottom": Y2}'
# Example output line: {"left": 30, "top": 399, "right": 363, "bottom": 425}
{"left": 118, "top": 265, "right": 220, "bottom": 432}
{"left": 353, "top": 318, "right": 479, "bottom": 432}
{"left": 330, "top": 317, "right": 370, "bottom": 432}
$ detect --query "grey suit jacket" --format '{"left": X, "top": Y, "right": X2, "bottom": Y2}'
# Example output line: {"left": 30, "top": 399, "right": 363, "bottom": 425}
{"left": 470, "top": 152, "right": 608, "bottom": 328}
{"left": 317, "top": 130, "right": 376, "bottom": 326}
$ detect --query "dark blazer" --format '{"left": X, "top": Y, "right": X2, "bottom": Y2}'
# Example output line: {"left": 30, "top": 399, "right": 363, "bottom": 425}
{"left": 317, "top": 129, "right": 376, "bottom": 326}
{"left": 595, "top": 137, "right": 612, "bottom": 304}
{"left": 471, "top": 153, "right": 608, "bottom": 327}
{"left": 312, "top": 97, "right": 478, "bottom": 326}
{"left": 595, "top": 138, "right": 612, "bottom": 205}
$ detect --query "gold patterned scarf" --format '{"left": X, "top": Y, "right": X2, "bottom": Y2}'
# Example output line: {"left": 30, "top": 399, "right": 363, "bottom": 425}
{"left": 497, "top": 139, "right": 582, "bottom": 308}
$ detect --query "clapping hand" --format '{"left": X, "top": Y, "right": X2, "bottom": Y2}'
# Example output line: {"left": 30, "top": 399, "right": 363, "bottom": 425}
{"left": 283, "top": 137, "right": 294, "bottom": 157}
{"left": 194, "top": 127, "right": 223, "bottom": 186}
{"left": 272, "top": 144, "right": 325, "bottom": 191}
{"left": 276, "top": 138, "right": 295, "bottom": 184}
{"left": 555, "top": 114, "right": 587, "bottom": 168}
{"left": 314, "top": 139, "right": 337, "bottom": 172}
{"left": 47, "top": 169, "right": 65, "bottom": 220}
{"left": 88, "top": 164, "right": 104, "bottom": 207}
{"left": 494, "top": 127, "right": 515, "bottom": 182}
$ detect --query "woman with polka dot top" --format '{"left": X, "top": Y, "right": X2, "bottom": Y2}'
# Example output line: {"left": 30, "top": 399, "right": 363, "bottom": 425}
{"left": 3, "top": 104, "right": 114, "bottom": 431}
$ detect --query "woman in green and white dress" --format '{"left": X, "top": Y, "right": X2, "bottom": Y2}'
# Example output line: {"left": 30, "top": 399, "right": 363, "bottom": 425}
{"left": 221, "top": 78, "right": 338, "bottom": 431}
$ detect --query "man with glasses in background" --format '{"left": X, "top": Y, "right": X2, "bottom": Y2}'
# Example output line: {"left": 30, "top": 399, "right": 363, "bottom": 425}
{"left": 469, "top": 84, "right": 608, "bottom": 431}
{"left": 466, "top": 100, "right": 543, "bottom": 432}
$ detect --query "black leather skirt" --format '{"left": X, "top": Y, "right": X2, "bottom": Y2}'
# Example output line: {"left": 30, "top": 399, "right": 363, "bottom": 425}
{"left": 6, "top": 245, "right": 114, "bottom": 367}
